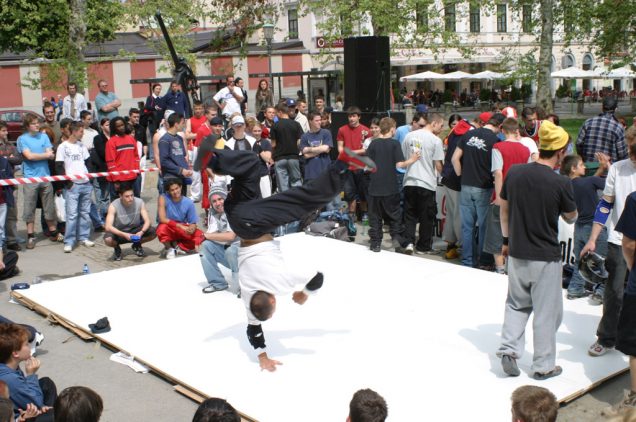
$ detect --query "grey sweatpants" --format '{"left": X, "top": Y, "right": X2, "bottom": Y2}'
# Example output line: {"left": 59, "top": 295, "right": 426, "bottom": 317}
{"left": 497, "top": 257, "right": 563, "bottom": 374}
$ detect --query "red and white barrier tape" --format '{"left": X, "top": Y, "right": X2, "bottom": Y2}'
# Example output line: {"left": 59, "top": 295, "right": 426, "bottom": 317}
{"left": 0, "top": 168, "right": 159, "bottom": 187}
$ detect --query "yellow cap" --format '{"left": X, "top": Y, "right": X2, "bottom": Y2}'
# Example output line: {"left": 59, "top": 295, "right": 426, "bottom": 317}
{"left": 539, "top": 120, "right": 569, "bottom": 151}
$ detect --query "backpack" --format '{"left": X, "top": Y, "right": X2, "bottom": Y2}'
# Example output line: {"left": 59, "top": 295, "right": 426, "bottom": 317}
{"left": 304, "top": 221, "right": 349, "bottom": 242}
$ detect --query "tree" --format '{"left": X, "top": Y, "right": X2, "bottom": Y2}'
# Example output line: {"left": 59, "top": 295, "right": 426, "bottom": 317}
{"left": 0, "top": 0, "right": 124, "bottom": 90}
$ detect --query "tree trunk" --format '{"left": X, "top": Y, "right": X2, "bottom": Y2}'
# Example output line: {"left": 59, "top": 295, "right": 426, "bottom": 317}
{"left": 68, "top": 0, "right": 87, "bottom": 89}
{"left": 536, "top": 0, "right": 554, "bottom": 114}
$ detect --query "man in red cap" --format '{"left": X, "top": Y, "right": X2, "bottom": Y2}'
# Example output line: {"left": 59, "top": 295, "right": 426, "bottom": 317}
{"left": 451, "top": 112, "right": 500, "bottom": 267}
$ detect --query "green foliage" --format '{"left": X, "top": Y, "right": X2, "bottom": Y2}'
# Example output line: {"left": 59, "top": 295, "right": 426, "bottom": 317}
{"left": 479, "top": 88, "right": 491, "bottom": 102}
{"left": 442, "top": 89, "right": 453, "bottom": 103}
{"left": 0, "top": 0, "right": 123, "bottom": 90}
{"left": 556, "top": 84, "right": 571, "bottom": 99}
{"left": 510, "top": 86, "right": 521, "bottom": 101}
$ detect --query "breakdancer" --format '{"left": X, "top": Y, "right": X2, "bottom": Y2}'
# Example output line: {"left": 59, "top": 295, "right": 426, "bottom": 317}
{"left": 195, "top": 139, "right": 375, "bottom": 371}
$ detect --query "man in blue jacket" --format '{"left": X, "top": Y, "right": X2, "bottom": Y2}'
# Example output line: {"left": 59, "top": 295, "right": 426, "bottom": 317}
{"left": 161, "top": 81, "right": 191, "bottom": 118}
{"left": 159, "top": 113, "right": 192, "bottom": 197}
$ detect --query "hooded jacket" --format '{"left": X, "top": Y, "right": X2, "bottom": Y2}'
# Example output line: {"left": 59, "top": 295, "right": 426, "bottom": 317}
{"left": 441, "top": 119, "right": 473, "bottom": 191}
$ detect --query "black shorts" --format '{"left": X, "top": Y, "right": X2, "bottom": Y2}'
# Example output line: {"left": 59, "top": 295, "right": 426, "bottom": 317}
{"left": 343, "top": 170, "right": 366, "bottom": 203}
{"left": 617, "top": 294, "right": 636, "bottom": 356}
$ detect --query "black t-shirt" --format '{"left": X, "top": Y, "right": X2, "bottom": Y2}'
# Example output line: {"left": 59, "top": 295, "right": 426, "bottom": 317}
{"left": 458, "top": 127, "right": 499, "bottom": 188}
{"left": 615, "top": 192, "right": 636, "bottom": 295}
{"left": 254, "top": 138, "right": 272, "bottom": 177}
{"left": 271, "top": 118, "right": 303, "bottom": 160}
{"left": 572, "top": 176, "right": 605, "bottom": 225}
{"left": 366, "top": 138, "right": 404, "bottom": 196}
{"left": 501, "top": 162, "right": 576, "bottom": 261}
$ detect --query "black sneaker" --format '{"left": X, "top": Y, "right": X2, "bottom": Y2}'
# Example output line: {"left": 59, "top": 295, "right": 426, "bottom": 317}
{"left": 131, "top": 242, "right": 145, "bottom": 257}
{"left": 6, "top": 243, "right": 21, "bottom": 252}
{"left": 112, "top": 245, "right": 122, "bottom": 261}
{"left": 370, "top": 244, "right": 381, "bottom": 253}
{"left": 395, "top": 246, "right": 412, "bottom": 255}
{"left": 501, "top": 355, "right": 520, "bottom": 377}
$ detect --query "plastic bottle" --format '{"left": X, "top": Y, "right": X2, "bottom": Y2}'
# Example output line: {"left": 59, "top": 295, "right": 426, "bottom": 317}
{"left": 82, "top": 264, "right": 90, "bottom": 275}
{"left": 362, "top": 214, "right": 369, "bottom": 236}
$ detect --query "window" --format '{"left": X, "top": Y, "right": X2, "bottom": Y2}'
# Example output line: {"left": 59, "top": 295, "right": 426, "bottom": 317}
{"left": 522, "top": 5, "right": 532, "bottom": 33}
{"left": 416, "top": 3, "right": 429, "bottom": 32}
{"left": 288, "top": 8, "right": 298, "bottom": 39}
{"left": 469, "top": 5, "right": 480, "bottom": 33}
{"left": 496, "top": 4, "right": 507, "bottom": 33}
{"left": 444, "top": 3, "right": 456, "bottom": 32}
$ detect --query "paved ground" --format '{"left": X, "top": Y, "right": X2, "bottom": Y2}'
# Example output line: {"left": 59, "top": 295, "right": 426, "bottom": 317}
{"left": 0, "top": 166, "right": 631, "bottom": 421}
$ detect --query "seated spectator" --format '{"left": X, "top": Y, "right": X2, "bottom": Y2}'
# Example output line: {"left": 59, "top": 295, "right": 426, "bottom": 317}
{"left": 157, "top": 178, "right": 204, "bottom": 259}
{"left": 0, "top": 317, "right": 43, "bottom": 357}
{"left": 192, "top": 398, "right": 240, "bottom": 422}
{"left": 0, "top": 324, "right": 55, "bottom": 422}
{"left": 199, "top": 188, "right": 239, "bottom": 294}
{"left": 347, "top": 388, "right": 388, "bottom": 422}
{"left": 511, "top": 385, "right": 557, "bottom": 422}
{"left": 103, "top": 182, "right": 156, "bottom": 261}
{"left": 54, "top": 386, "right": 103, "bottom": 422}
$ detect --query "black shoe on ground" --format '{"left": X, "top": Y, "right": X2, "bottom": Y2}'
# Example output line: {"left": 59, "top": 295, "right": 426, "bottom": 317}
{"left": 370, "top": 244, "right": 381, "bottom": 253}
{"left": 131, "top": 242, "right": 145, "bottom": 257}
{"left": 112, "top": 245, "right": 122, "bottom": 261}
{"left": 94, "top": 226, "right": 105, "bottom": 233}
{"left": 567, "top": 290, "right": 591, "bottom": 300}
{"left": 395, "top": 246, "right": 412, "bottom": 255}
{"left": 6, "top": 243, "right": 21, "bottom": 252}
{"left": 501, "top": 355, "right": 520, "bottom": 377}
{"left": 533, "top": 366, "right": 562, "bottom": 380}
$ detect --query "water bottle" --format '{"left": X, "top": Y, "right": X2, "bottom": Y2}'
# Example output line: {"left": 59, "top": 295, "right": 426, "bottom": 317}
{"left": 82, "top": 264, "right": 90, "bottom": 275}
{"left": 362, "top": 214, "right": 369, "bottom": 236}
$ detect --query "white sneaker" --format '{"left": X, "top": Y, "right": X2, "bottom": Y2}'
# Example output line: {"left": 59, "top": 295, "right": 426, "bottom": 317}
{"left": 166, "top": 248, "right": 176, "bottom": 259}
{"left": 405, "top": 243, "right": 414, "bottom": 254}
{"left": 34, "top": 331, "right": 44, "bottom": 347}
{"left": 81, "top": 240, "right": 95, "bottom": 247}
{"left": 63, "top": 244, "right": 72, "bottom": 253}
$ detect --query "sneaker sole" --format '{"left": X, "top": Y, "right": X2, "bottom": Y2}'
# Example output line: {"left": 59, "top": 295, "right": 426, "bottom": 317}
{"left": 533, "top": 366, "right": 562, "bottom": 380}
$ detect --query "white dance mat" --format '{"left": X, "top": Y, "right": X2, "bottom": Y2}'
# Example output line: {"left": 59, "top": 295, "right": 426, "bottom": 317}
{"left": 15, "top": 233, "right": 628, "bottom": 421}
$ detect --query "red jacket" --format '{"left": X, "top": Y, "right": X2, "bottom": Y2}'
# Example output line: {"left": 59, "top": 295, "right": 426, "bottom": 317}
{"left": 105, "top": 134, "right": 140, "bottom": 182}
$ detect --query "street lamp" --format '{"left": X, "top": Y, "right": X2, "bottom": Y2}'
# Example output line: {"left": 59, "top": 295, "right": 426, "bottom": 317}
{"left": 263, "top": 21, "right": 274, "bottom": 100}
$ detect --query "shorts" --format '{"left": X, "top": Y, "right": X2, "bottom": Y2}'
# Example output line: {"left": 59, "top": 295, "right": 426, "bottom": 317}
{"left": 617, "top": 294, "right": 636, "bottom": 356}
{"left": 22, "top": 182, "right": 56, "bottom": 223}
{"left": 343, "top": 170, "right": 366, "bottom": 203}
{"left": 103, "top": 225, "right": 156, "bottom": 244}
{"left": 483, "top": 204, "right": 502, "bottom": 255}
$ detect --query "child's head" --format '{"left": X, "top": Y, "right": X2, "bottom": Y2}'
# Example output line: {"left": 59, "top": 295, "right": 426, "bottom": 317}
{"left": 0, "top": 397, "right": 13, "bottom": 422}
{"left": 559, "top": 154, "right": 585, "bottom": 178}
{"left": 54, "top": 386, "right": 103, "bottom": 422}
{"left": 0, "top": 324, "right": 30, "bottom": 364}
{"left": 511, "top": 385, "right": 558, "bottom": 422}
{"left": 501, "top": 118, "right": 521, "bottom": 139}
{"left": 379, "top": 117, "right": 396, "bottom": 136}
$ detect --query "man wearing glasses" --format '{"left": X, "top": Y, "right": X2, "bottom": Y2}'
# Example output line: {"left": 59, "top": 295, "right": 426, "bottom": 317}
{"left": 95, "top": 80, "right": 121, "bottom": 121}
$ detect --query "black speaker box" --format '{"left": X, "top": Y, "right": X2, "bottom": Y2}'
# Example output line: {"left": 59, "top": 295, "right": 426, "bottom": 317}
{"left": 343, "top": 36, "right": 391, "bottom": 113}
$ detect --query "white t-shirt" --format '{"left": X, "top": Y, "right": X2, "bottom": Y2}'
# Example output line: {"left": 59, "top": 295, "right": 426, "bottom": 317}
{"left": 402, "top": 129, "right": 444, "bottom": 191}
{"left": 55, "top": 140, "right": 90, "bottom": 183}
{"left": 519, "top": 137, "right": 538, "bottom": 160}
{"left": 603, "top": 159, "right": 636, "bottom": 245}
{"left": 295, "top": 112, "right": 309, "bottom": 133}
{"left": 81, "top": 128, "right": 98, "bottom": 150}
{"left": 238, "top": 240, "right": 314, "bottom": 326}
{"left": 213, "top": 86, "right": 243, "bottom": 117}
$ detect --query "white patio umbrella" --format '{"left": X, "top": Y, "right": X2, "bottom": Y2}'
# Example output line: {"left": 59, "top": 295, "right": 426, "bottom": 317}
{"left": 551, "top": 66, "right": 598, "bottom": 79}
{"left": 399, "top": 70, "right": 444, "bottom": 82}
{"left": 443, "top": 70, "right": 473, "bottom": 80}
{"left": 596, "top": 68, "right": 636, "bottom": 79}
{"left": 470, "top": 70, "right": 506, "bottom": 80}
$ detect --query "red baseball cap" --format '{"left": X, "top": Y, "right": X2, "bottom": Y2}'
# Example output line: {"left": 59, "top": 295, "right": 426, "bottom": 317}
{"left": 478, "top": 112, "right": 493, "bottom": 124}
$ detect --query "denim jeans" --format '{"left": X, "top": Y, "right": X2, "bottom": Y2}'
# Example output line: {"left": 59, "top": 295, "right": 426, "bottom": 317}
{"left": 64, "top": 183, "right": 93, "bottom": 246}
{"left": 459, "top": 185, "right": 492, "bottom": 267}
{"left": 274, "top": 158, "right": 301, "bottom": 192}
{"left": 0, "top": 203, "right": 6, "bottom": 249}
{"left": 199, "top": 241, "right": 238, "bottom": 290}
{"left": 92, "top": 178, "right": 110, "bottom": 221}
{"left": 567, "top": 222, "right": 608, "bottom": 295}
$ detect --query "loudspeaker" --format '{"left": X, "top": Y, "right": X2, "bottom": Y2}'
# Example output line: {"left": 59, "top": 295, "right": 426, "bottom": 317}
{"left": 344, "top": 36, "right": 391, "bottom": 113}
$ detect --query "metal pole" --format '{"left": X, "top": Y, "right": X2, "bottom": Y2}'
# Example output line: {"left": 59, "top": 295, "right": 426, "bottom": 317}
{"left": 267, "top": 43, "right": 274, "bottom": 102}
